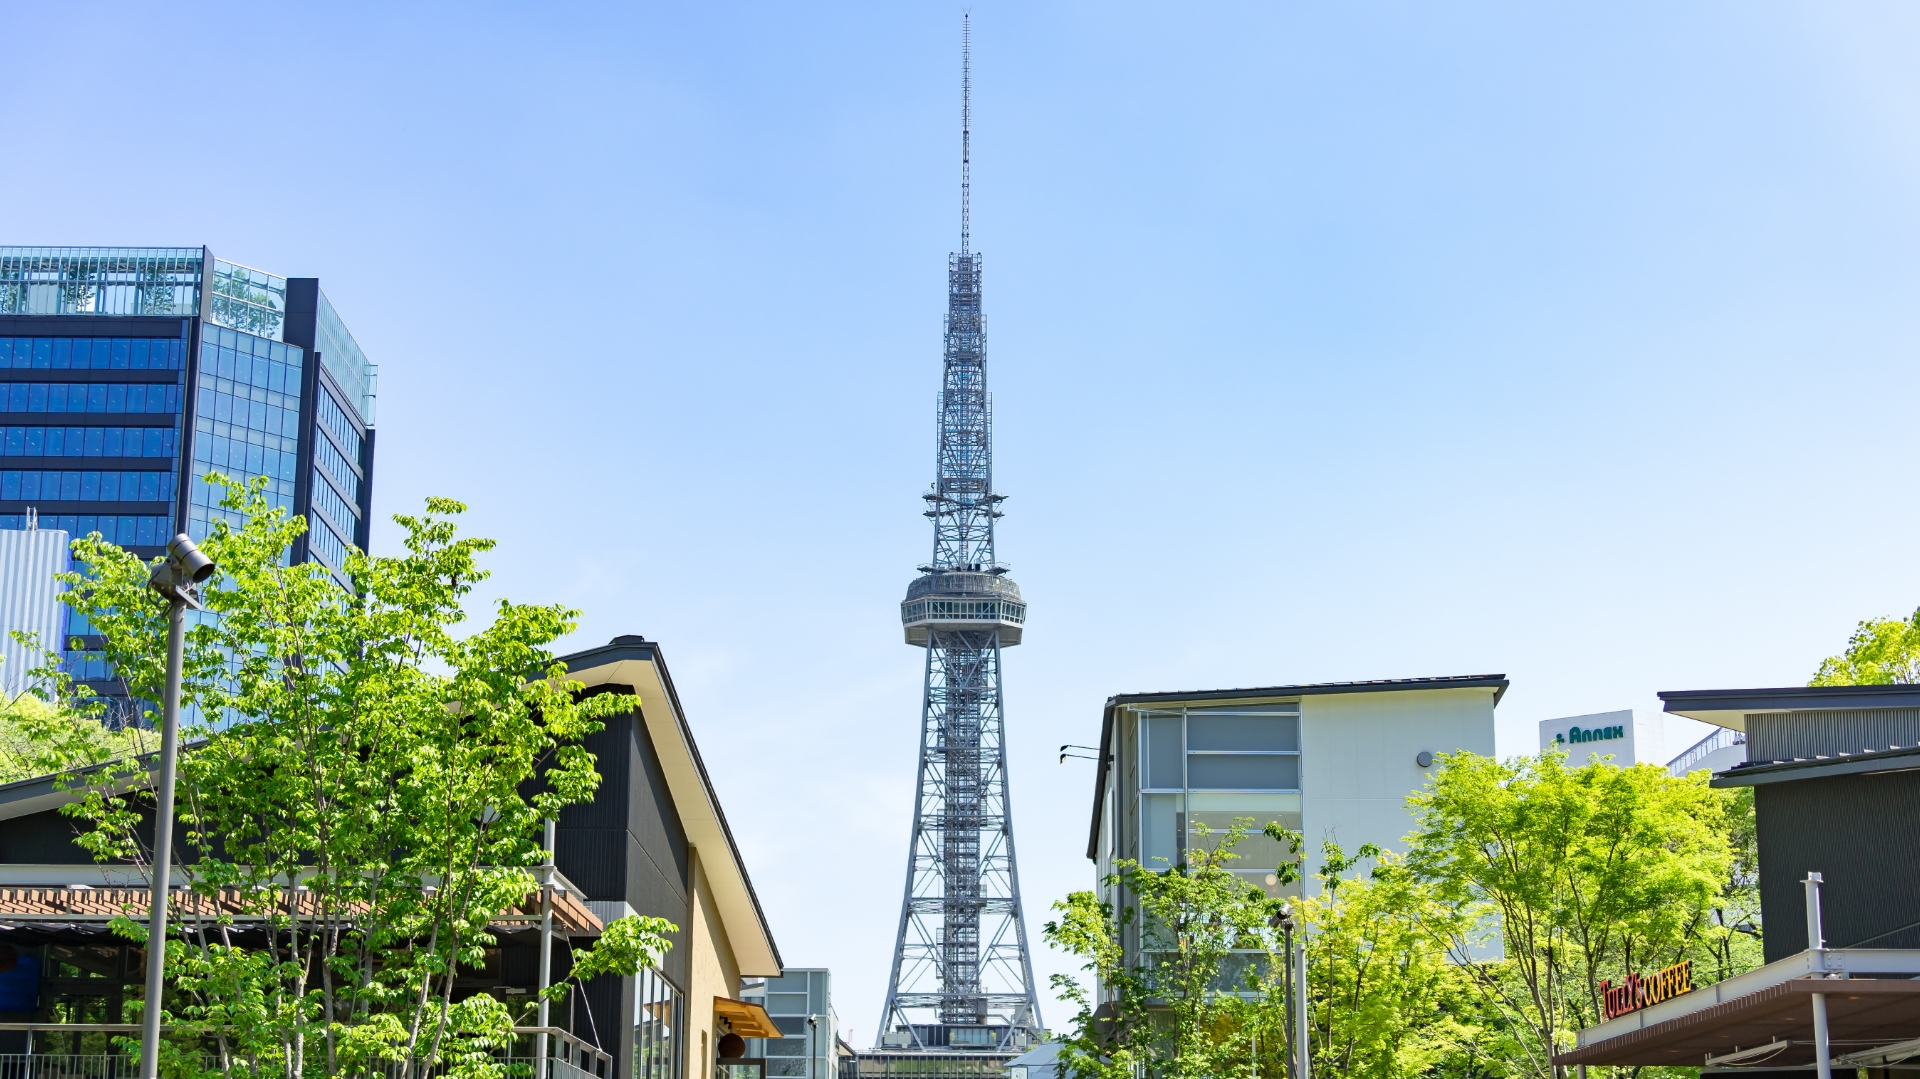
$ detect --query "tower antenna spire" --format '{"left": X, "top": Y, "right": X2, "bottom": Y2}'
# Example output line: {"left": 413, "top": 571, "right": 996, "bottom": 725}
{"left": 877, "top": 13, "right": 1045, "bottom": 1056}
{"left": 960, "top": 12, "right": 971, "bottom": 256}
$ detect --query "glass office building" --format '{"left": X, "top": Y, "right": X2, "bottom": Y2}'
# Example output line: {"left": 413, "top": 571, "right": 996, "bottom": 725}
{"left": 0, "top": 247, "right": 376, "bottom": 697}
{"left": 742, "top": 969, "right": 839, "bottom": 1079}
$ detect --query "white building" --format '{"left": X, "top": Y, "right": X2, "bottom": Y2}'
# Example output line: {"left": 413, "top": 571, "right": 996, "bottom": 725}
{"left": 1086, "top": 675, "right": 1504, "bottom": 909}
{"left": 0, "top": 527, "right": 68, "bottom": 700}
{"left": 1538, "top": 709, "right": 1664, "bottom": 767}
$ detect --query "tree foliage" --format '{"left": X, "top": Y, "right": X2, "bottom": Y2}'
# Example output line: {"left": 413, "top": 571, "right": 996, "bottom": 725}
{"left": 1045, "top": 820, "right": 1289, "bottom": 1079}
{"left": 1047, "top": 751, "right": 1760, "bottom": 1079}
{"left": 1811, "top": 607, "right": 1920, "bottom": 685}
{"left": 45, "top": 476, "right": 673, "bottom": 1079}
{"left": 1405, "top": 752, "right": 1757, "bottom": 1079}
{"left": 1298, "top": 844, "right": 1491, "bottom": 1079}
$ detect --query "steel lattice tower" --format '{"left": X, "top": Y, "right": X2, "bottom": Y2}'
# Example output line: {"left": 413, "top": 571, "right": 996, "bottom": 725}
{"left": 879, "top": 16, "right": 1044, "bottom": 1044}
{"left": 876, "top": 17, "right": 1044, "bottom": 1053}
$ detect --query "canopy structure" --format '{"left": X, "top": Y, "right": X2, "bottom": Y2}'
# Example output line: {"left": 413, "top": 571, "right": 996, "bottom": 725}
{"left": 712, "top": 997, "right": 781, "bottom": 1039}
{"left": 1556, "top": 949, "right": 1920, "bottom": 1068}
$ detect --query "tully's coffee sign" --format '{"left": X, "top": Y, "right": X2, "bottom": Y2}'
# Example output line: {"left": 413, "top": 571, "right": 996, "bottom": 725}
{"left": 1600, "top": 960, "right": 1693, "bottom": 1020}
{"left": 1556, "top": 723, "right": 1626, "bottom": 745}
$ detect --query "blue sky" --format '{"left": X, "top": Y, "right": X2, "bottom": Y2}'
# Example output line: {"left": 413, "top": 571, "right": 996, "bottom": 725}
{"left": 9, "top": 0, "right": 1920, "bottom": 1043}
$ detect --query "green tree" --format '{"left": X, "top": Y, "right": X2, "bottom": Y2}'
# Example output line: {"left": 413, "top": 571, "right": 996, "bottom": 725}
{"left": 1811, "top": 608, "right": 1920, "bottom": 685}
{"left": 0, "top": 639, "right": 156, "bottom": 782}
{"left": 49, "top": 477, "right": 673, "bottom": 1079}
{"left": 1045, "top": 820, "right": 1290, "bottom": 1079}
{"left": 1405, "top": 752, "right": 1748, "bottom": 1079}
{"left": 1296, "top": 843, "right": 1491, "bottom": 1079}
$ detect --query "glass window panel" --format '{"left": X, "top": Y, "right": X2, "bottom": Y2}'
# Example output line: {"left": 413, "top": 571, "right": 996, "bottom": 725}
{"left": 1145, "top": 715, "right": 1183, "bottom": 789}
{"left": 1, "top": 472, "right": 15, "bottom": 499}
{"left": 112, "top": 340, "right": 130, "bottom": 369}
{"left": 141, "top": 429, "right": 160, "bottom": 457}
{"left": 24, "top": 428, "right": 42, "bottom": 454}
{"left": 27, "top": 385, "right": 44, "bottom": 412}
{"left": 1187, "top": 715, "right": 1299, "bottom": 753}
{"left": 21, "top": 472, "right": 39, "bottom": 499}
{"left": 103, "top": 428, "right": 122, "bottom": 456}
{"left": 99, "top": 472, "right": 117, "bottom": 501}
{"left": 1186, "top": 754, "right": 1298, "bottom": 791}
{"left": 3, "top": 428, "right": 17, "bottom": 455}
{"left": 1143, "top": 792, "right": 1184, "bottom": 868}
{"left": 84, "top": 385, "right": 103, "bottom": 412}
{"left": 139, "top": 473, "right": 158, "bottom": 501}
{"left": 135, "top": 517, "right": 154, "bottom": 545}
{"left": 0, "top": 341, "right": 9, "bottom": 367}
{"left": 79, "top": 472, "right": 98, "bottom": 500}
{"left": 105, "top": 385, "right": 124, "bottom": 413}
{"left": 84, "top": 428, "right": 102, "bottom": 456}
{"left": 44, "top": 428, "right": 63, "bottom": 456}
{"left": 127, "top": 385, "right": 146, "bottom": 412}
{"left": 766, "top": 993, "right": 809, "bottom": 1015}
{"left": 63, "top": 428, "right": 82, "bottom": 456}
{"left": 32, "top": 340, "right": 50, "bottom": 369}
{"left": 764, "top": 1040, "right": 806, "bottom": 1056}
{"left": 68, "top": 340, "right": 89, "bottom": 368}
{"left": 51, "top": 339, "right": 71, "bottom": 369}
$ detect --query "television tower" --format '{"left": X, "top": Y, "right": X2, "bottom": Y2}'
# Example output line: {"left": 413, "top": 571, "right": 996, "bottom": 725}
{"left": 876, "top": 16, "right": 1044, "bottom": 1052}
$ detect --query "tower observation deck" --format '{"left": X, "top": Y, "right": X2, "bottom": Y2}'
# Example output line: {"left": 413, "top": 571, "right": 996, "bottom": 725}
{"left": 876, "top": 17, "right": 1044, "bottom": 1054}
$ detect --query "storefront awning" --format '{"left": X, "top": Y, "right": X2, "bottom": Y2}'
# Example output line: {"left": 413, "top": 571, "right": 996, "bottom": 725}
{"left": 1556, "top": 949, "right": 1920, "bottom": 1068}
{"left": 714, "top": 997, "right": 782, "bottom": 1038}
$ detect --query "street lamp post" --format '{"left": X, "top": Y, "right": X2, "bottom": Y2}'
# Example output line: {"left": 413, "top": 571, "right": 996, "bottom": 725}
{"left": 140, "top": 534, "right": 214, "bottom": 1079}
{"left": 1269, "top": 903, "right": 1309, "bottom": 1079}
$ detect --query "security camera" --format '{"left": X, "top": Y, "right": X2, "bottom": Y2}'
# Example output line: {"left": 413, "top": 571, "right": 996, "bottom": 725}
{"left": 167, "top": 535, "right": 215, "bottom": 583}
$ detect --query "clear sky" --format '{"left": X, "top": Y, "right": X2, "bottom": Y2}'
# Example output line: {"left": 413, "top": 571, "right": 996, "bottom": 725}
{"left": 8, "top": 0, "right": 1920, "bottom": 1046}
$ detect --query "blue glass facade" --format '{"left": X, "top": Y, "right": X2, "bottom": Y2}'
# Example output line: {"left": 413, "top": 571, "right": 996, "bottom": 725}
{"left": 0, "top": 245, "right": 378, "bottom": 693}
{"left": 187, "top": 326, "right": 304, "bottom": 537}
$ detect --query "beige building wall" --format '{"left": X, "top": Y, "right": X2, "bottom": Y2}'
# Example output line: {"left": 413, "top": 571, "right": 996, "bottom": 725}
{"left": 1298, "top": 686, "right": 1497, "bottom": 887}
{"left": 687, "top": 848, "right": 744, "bottom": 1075}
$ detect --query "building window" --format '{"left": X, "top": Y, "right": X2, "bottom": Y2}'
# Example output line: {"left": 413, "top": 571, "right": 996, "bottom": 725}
{"left": 0, "top": 336, "right": 186, "bottom": 371}
{"left": 635, "top": 967, "right": 684, "bottom": 1079}
{"left": 1136, "top": 704, "right": 1303, "bottom": 896}
{"left": 189, "top": 329, "right": 304, "bottom": 540}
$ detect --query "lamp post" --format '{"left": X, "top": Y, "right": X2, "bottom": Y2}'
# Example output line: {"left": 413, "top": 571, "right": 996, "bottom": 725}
{"left": 140, "top": 534, "right": 214, "bottom": 1079}
{"left": 1269, "top": 903, "right": 1310, "bottom": 1079}
{"left": 1269, "top": 905, "right": 1297, "bottom": 1079}
{"left": 537, "top": 818, "right": 556, "bottom": 1079}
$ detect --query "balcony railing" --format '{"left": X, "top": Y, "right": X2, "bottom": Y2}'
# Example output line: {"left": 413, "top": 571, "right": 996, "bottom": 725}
{"left": 0, "top": 1024, "right": 613, "bottom": 1079}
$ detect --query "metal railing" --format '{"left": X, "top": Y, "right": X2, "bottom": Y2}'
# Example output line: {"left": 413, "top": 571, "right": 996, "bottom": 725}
{"left": 0, "top": 1024, "right": 613, "bottom": 1079}
{"left": 1667, "top": 725, "right": 1744, "bottom": 776}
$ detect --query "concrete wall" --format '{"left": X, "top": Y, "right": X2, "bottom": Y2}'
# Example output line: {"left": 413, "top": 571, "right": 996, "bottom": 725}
{"left": 1299, "top": 687, "right": 1498, "bottom": 882}
{"left": 688, "top": 849, "right": 744, "bottom": 1077}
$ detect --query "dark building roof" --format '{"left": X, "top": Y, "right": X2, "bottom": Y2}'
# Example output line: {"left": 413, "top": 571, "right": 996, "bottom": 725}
{"left": 1661, "top": 683, "right": 1920, "bottom": 729}
{"left": 1711, "top": 743, "right": 1920, "bottom": 787}
{"left": 1085, "top": 675, "right": 1509, "bottom": 860}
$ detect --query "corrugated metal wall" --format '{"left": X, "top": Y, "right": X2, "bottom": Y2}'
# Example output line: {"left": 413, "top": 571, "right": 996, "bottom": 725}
{"left": 1746, "top": 708, "right": 1920, "bottom": 761}
{"left": 1756, "top": 769, "right": 1920, "bottom": 962}
{"left": 0, "top": 530, "right": 68, "bottom": 699}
